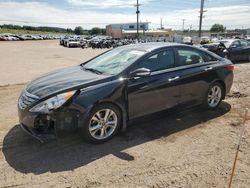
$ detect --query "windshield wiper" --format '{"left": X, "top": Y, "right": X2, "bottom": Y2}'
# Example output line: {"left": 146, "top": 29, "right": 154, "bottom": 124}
{"left": 83, "top": 67, "right": 103, "bottom": 75}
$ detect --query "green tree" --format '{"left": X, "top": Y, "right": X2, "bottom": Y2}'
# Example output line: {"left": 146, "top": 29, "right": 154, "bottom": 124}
{"left": 74, "top": 26, "right": 84, "bottom": 35}
{"left": 66, "top": 28, "right": 74, "bottom": 33}
{"left": 210, "top": 24, "right": 226, "bottom": 32}
{"left": 90, "top": 27, "right": 103, "bottom": 35}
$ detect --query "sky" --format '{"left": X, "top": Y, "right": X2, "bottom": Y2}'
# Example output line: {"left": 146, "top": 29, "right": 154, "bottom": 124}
{"left": 0, "top": 0, "right": 250, "bottom": 30}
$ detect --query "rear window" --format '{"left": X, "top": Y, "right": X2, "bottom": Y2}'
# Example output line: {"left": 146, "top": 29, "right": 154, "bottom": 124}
{"left": 177, "top": 47, "right": 217, "bottom": 67}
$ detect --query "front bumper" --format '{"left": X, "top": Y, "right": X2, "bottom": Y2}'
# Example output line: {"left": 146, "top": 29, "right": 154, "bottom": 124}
{"left": 18, "top": 105, "right": 81, "bottom": 142}
{"left": 18, "top": 107, "right": 57, "bottom": 142}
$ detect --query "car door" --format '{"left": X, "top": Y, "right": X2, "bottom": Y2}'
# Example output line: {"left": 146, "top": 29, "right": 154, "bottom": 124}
{"left": 127, "top": 48, "right": 182, "bottom": 119}
{"left": 238, "top": 40, "right": 250, "bottom": 61}
{"left": 175, "top": 46, "right": 219, "bottom": 107}
{"left": 228, "top": 40, "right": 242, "bottom": 61}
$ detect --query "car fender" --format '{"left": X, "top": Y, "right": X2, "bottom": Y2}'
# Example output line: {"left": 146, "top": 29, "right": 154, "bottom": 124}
{"left": 71, "top": 79, "right": 128, "bottom": 131}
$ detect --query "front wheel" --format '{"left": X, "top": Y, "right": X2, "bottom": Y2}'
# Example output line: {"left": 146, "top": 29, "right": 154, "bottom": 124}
{"left": 82, "top": 104, "right": 121, "bottom": 143}
{"left": 203, "top": 82, "right": 224, "bottom": 110}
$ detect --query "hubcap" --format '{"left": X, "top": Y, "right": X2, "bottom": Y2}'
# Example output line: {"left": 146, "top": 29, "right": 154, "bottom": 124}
{"left": 89, "top": 109, "right": 118, "bottom": 140}
{"left": 208, "top": 85, "right": 222, "bottom": 108}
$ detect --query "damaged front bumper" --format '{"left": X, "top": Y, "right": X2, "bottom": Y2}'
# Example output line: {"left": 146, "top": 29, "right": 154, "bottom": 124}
{"left": 18, "top": 107, "right": 81, "bottom": 142}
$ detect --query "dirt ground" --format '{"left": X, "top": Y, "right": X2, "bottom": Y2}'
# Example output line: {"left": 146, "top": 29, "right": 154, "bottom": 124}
{"left": 0, "top": 40, "right": 250, "bottom": 188}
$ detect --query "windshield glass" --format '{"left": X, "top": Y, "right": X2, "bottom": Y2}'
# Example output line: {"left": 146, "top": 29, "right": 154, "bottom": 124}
{"left": 83, "top": 47, "right": 146, "bottom": 75}
{"left": 220, "top": 40, "right": 232, "bottom": 48}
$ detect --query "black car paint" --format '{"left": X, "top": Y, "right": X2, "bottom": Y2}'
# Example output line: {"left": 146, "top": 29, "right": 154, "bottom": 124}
{"left": 18, "top": 43, "right": 234, "bottom": 142}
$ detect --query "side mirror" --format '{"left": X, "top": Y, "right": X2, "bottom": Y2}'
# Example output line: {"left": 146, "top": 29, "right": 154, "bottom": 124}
{"left": 129, "top": 68, "right": 151, "bottom": 79}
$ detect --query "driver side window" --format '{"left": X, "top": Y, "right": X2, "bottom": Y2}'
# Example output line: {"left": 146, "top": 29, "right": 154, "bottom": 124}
{"left": 136, "top": 49, "right": 175, "bottom": 72}
{"left": 231, "top": 41, "right": 241, "bottom": 48}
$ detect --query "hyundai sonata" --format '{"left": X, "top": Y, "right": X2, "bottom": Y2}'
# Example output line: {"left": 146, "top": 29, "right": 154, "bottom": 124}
{"left": 18, "top": 43, "right": 234, "bottom": 143}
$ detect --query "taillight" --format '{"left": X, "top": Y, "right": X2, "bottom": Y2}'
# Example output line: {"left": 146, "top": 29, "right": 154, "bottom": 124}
{"left": 227, "top": 64, "right": 235, "bottom": 71}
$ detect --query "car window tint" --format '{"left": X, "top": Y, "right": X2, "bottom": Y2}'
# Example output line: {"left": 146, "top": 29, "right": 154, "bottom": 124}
{"left": 240, "top": 40, "right": 248, "bottom": 47}
{"left": 202, "top": 52, "right": 217, "bottom": 62}
{"left": 177, "top": 48, "right": 205, "bottom": 66}
{"left": 231, "top": 41, "right": 240, "bottom": 47}
{"left": 138, "top": 49, "right": 175, "bottom": 72}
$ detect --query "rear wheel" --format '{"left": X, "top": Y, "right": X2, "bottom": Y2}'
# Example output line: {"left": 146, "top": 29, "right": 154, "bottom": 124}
{"left": 203, "top": 82, "right": 224, "bottom": 110}
{"left": 82, "top": 104, "right": 121, "bottom": 143}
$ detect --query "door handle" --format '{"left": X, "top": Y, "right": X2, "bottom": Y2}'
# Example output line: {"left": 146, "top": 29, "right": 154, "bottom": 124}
{"left": 204, "top": 67, "right": 213, "bottom": 71}
{"left": 168, "top": 76, "right": 180, "bottom": 82}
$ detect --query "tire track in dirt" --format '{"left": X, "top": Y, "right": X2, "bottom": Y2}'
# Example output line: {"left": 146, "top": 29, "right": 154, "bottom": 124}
{"left": 106, "top": 162, "right": 231, "bottom": 187}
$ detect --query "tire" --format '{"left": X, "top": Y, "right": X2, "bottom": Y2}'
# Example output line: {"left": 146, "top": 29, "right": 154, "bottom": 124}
{"left": 82, "top": 104, "right": 121, "bottom": 143}
{"left": 202, "top": 82, "right": 224, "bottom": 110}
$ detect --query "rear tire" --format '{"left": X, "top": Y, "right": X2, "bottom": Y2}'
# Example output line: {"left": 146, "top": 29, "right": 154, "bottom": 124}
{"left": 82, "top": 104, "right": 121, "bottom": 143}
{"left": 203, "top": 82, "right": 224, "bottom": 110}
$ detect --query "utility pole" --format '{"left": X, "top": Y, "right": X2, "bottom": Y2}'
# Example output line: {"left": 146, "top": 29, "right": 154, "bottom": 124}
{"left": 182, "top": 19, "right": 186, "bottom": 31}
{"left": 134, "top": 0, "right": 141, "bottom": 40}
{"left": 199, "top": 0, "right": 205, "bottom": 37}
{"left": 160, "top": 18, "right": 163, "bottom": 29}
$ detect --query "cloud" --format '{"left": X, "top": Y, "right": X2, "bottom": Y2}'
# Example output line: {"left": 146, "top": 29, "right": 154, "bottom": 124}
{"left": 66, "top": 0, "right": 152, "bottom": 8}
{"left": 0, "top": 1, "right": 249, "bottom": 30}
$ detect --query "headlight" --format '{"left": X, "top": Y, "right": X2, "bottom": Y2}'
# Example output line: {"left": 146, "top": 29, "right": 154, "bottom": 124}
{"left": 29, "top": 91, "right": 76, "bottom": 113}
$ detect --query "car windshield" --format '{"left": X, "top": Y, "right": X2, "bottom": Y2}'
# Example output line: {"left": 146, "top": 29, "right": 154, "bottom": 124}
{"left": 220, "top": 40, "right": 232, "bottom": 48}
{"left": 83, "top": 47, "right": 146, "bottom": 75}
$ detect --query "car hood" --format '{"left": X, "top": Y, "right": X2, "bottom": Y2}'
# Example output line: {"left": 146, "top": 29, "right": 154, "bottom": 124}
{"left": 26, "top": 65, "right": 111, "bottom": 97}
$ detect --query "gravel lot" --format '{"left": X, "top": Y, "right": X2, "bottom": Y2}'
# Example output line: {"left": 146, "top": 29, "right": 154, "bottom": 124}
{"left": 0, "top": 40, "right": 250, "bottom": 188}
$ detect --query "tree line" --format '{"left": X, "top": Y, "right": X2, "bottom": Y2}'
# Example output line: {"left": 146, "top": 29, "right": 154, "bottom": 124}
{"left": 0, "top": 24, "right": 106, "bottom": 35}
{"left": 0, "top": 23, "right": 240, "bottom": 35}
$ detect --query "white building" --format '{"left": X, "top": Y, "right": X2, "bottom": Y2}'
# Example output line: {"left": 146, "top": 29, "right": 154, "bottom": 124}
{"left": 106, "top": 22, "right": 149, "bottom": 38}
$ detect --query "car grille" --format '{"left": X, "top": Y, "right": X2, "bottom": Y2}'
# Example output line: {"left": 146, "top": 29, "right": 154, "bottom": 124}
{"left": 19, "top": 90, "right": 40, "bottom": 110}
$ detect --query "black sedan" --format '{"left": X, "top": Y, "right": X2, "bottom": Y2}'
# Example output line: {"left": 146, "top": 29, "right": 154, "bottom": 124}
{"left": 18, "top": 43, "right": 234, "bottom": 143}
{"left": 202, "top": 39, "right": 250, "bottom": 62}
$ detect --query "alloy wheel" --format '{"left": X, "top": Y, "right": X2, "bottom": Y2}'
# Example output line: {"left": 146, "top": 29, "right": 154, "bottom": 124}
{"left": 89, "top": 109, "right": 118, "bottom": 140}
{"left": 207, "top": 85, "right": 222, "bottom": 108}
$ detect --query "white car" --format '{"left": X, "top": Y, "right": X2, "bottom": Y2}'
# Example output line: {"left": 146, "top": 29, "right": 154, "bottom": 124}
{"left": 182, "top": 36, "right": 193, "bottom": 45}
{"left": 67, "top": 39, "right": 80, "bottom": 48}
{"left": 0, "top": 34, "right": 19, "bottom": 41}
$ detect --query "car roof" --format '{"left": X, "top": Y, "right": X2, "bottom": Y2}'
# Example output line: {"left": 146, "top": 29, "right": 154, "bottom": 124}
{"left": 219, "top": 39, "right": 238, "bottom": 43}
{"left": 116, "top": 42, "right": 188, "bottom": 52}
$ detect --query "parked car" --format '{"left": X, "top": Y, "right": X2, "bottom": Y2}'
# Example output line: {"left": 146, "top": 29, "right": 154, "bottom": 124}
{"left": 202, "top": 39, "right": 250, "bottom": 62}
{"left": 80, "top": 38, "right": 88, "bottom": 48}
{"left": 67, "top": 38, "right": 80, "bottom": 48}
{"left": 200, "top": 37, "right": 210, "bottom": 45}
{"left": 18, "top": 43, "right": 234, "bottom": 143}
{"left": 0, "top": 34, "right": 19, "bottom": 41}
{"left": 182, "top": 36, "right": 193, "bottom": 45}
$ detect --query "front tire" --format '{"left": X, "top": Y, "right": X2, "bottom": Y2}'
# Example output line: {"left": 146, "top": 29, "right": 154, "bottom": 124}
{"left": 82, "top": 104, "right": 121, "bottom": 143}
{"left": 203, "top": 82, "right": 224, "bottom": 110}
